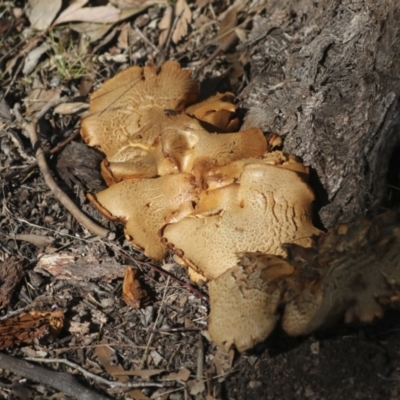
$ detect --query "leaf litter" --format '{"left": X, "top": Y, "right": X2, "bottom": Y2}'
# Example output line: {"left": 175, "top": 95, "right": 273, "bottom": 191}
{"left": 1, "top": 0, "right": 395, "bottom": 399}
{"left": 0, "top": 0, "right": 262, "bottom": 395}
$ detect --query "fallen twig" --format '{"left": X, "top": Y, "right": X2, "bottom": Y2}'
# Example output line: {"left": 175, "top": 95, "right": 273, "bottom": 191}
{"left": 25, "top": 357, "right": 165, "bottom": 389}
{"left": 133, "top": 24, "right": 160, "bottom": 54}
{"left": 140, "top": 276, "right": 171, "bottom": 369}
{"left": 13, "top": 102, "right": 110, "bottom": 239}
{"left": 0, "top": 353, "right": 111, "bottom": 400}
{"left": 4, "top": 129, "right": 80, "bottom": 181}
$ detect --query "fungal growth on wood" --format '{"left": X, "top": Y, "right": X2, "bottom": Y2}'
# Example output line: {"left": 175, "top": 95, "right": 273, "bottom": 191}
{"left": 81, "top": 61, "right": 400, "bottom": 352}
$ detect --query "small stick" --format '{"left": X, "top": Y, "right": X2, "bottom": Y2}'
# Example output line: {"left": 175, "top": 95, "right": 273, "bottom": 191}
{"left": 158, "top": 9, "right": 185, "bottom": 65}
{"left": 148, "top": 327, "right": 201, "bottom": 333}
{"left": 133, "top": 24, "right": 160, "bottom": 54}
{"left": 140, "top": 276, "right": 170, "bottom": 369}
{"left": 196, "top": 334, "right": 205, "bottom": 381}
{"left": 164, "top": 9, "right": 185, "bottom": 53}
{"left": 14, "top": 101, "right": 110, "bottom": 239}
{"left": 0, "top": 353, "right": 110, "bottom": 400}
{"left": 24, "top": 357, "right": 165, "bottom": 389}
{"left": 5, "top": 129, "right": 80, "bottom": 181}
{"left": 49, "top": 128, "right": 81, "bottom": 154}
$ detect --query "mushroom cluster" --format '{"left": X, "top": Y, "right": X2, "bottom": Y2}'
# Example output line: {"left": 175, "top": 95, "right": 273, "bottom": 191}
{"left": 81, "top": 62, "right": 400, "bottom": 352}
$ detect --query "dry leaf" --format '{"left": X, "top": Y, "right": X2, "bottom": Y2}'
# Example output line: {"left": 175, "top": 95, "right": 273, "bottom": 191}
{"left": 128, "top": 390, "right": 151, "bottom": 400}
{"left": 117, "top": 23, "right": 130, "bottom": 49}
{"left": 172, "top": 0, "right": 192, "bottom": 44}
{"left": 96, "top": 344, "right": 154, "bottom": 398}
{"left": 195, "top": 0, "right": 211, "bottom": 9}
{"left": 58, "top": 0, "right": 89, "bottom": 17}
{"left": 24, "top": 88, "right": 61, "bottom": 115}
{"left": 79, "top": 75, "right": 94, "bottom": 97}
{"left": 53, "top": 5, "right": 121, "bottom": 26}
{"left": 188, "top": 379, "right": 206, "bottom": 396}
{"left": 213, "top": 348, "right": 234, "bottom": 379}
{"left": 53, "top": 102, "right": 89, "bottom": 115}
{"left": 96, "top": 345, "right": 126, "bottom": 379}
{"left": 122, "top": 266, "right": 150, "bottom": 309}
{"left": 0, "top": 310, "right": 64, "bottom": 349}
{"left": 26, "top": 0, "right": 62, "bottom": 30}
{"left": 158, "top": 5, "right": 173, "bottom": 47}
{"left": 0, "top": 98, "right": 12, "bottom": 122}
{"left": 110, "top": 0, "right": 147, "bottom": 8}
{"left": 113, "top": 369, "right": 166, "bottom": 378}
{"left": 22, "top": 42, "right": 50, "bottom": 75}
{"left": 150, "top": 350, "right": 164, "bottom": 366}
{"left": 218, "top": 5, "right": 239, "bottom": 52}
{"left": 162, "top": 367, "right": 191, "bottom": 381}
{"left": 70, "top": 22, "right": 114, "bottom": 44}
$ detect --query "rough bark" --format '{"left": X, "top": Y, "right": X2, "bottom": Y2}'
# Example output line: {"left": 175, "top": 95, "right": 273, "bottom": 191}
{"left": 240, "top": 0, "right": 400, "bottom": 227}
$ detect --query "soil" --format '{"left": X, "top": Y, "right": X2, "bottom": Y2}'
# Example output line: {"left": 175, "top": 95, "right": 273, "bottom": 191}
{"left": 1, "top": 0, "right": 400, "bottom": 399}
{"left": 225, "top": 318, "right": 400, "bottom": 400}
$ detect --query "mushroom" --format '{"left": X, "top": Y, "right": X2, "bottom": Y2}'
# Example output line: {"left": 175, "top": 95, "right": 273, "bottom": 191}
{"left": 185, "top": 92, "right": 239, "bottom": 132}
{"left": 88, "top": 173, "right": 199, "bottom": 261}
{"left": 81, "top": 62, "right": 200, "bottom": 183}
{"left": 162, "top": 163, "right": 321, "bottom": 281}
{"left": 161, "top": 114, "right": 267, "bottom": 183}
{"left": 208, "top": 252, "right": 294, "bottom": 352}
{"left": 209, "top": 211, "right": 400, "bottom": 352}
{"left": 100, "top": 143, "right": 178, "bottom": 185}
{"left": 203, "top": 151, "right": 310, "bottom": 190}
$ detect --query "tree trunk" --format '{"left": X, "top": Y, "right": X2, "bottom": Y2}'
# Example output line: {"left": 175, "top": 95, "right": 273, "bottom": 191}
{"left": 239, "top": 0, "right": 400, "bottom": 227}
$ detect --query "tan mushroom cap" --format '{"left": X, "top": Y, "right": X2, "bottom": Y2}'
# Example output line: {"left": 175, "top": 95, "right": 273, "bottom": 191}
{"left": 161, "top": 114, "right": 267, "bottom": 182}
{"left": 162, "top": 163, "right": 321, "bottom": 281}
{"left": 81, "top": 61, "right": 200, "bottom": 163}
{"left": 100, "top": 143, "right": 178, "bottom": 185}
{"left": 204, "top": 151, "right": 310, "bottom": 190}
{"left": 186, "top": 92, "right": 239, "bottom": 132}
{"left": 208, "top": 252, "right": 294, "bottom": 352}
{"left": 90, "top": 173, "right": 199, "bottom": 260}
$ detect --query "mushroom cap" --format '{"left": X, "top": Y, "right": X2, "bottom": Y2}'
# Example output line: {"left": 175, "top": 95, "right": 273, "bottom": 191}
{"left": 208, "top": 252, "right": 294, "bottom": 352}
{"left": 204, "top": 151, "right": 310, "bottom": 190}
{"left": 100, "top": 143, "right": 178, "bottom": 185}
{"left": 161, "top": 114, "right": 267, "bottom": 182}
{"left": 90, "top": 173, "right": 199, "bottom": 260}
{"left": 185, "top": 92, "right": 239, "bottom": 132}
{"left": 81, "top": 62, "right": 199, "bottom": 163}
{"left": 162, "top": 163, "right": 321, "bottom": 280}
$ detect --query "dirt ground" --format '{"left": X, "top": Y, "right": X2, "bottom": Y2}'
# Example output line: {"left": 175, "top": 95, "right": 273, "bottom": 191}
{"left": 1, "top": 0, "right": 400, "bottom": 399}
